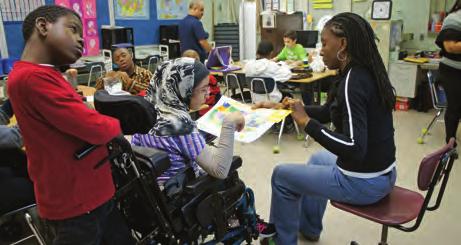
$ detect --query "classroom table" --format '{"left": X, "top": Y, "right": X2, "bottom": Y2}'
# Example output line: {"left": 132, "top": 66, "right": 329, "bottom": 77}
{"left": 210, "top": 64, "right": 337, "bottom": 104}
{"left": 287, "top": 69, "right": 337, "bottom": 84}
{"left": 76, "top": 85, "right": 209, "bottom": 112}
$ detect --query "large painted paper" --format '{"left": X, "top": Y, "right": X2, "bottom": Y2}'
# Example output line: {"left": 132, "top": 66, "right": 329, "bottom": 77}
{"left": 156, "top": 0, "right": 188, "bottom": 20}
{"left": 197, "top": 96, "right": 291, "bottom": 143}
{"left": 115, "top": 0, "right": 149, "bottom": 19}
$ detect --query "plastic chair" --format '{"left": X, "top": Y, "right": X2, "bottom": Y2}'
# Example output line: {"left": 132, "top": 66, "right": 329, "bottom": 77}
{"left": 331, "top": 138, "right": 457, "bottom": 245}
{"left": 417, "top": 71, "right": 447, "bottom": 144}
{"left": 147, "top": 55, "right": 161, "bottom": 73}
{"left": 87, "top": 63, "right": 104, "bottom": 87}
{"left": 0, "top": 204, "right": 46, "bottom": 245}
{"left": 159, "top": 45, "right": 169, "bottom": 61}
{"left": 224, "top": 73, "right": 248, "bottom": 103}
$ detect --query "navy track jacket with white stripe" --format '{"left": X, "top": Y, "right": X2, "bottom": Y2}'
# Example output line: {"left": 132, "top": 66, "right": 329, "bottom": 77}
{"left": 305, "top": 66, "right": 396, "bottom": 176}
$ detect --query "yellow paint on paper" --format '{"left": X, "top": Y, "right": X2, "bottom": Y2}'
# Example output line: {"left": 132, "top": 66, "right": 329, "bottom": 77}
{"left": 313, "top": 0, "right": 332, "bottom": 3}
{"left": 313, "top": 3, "right": 333, "bottom": 9}
{"left": 268, "top": 110, "right": 292, "bottom": 123}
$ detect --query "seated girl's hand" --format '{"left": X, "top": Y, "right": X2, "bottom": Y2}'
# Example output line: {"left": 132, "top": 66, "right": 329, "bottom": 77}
{"left": 225, "top": 112, "right": 245, "bottom": 132}
{"left": 251, "top": 101, "right": 284, "bottom": 110}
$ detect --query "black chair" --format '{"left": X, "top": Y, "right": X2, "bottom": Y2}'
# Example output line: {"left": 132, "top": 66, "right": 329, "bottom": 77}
{"left": 92, "top": 92, "right": 259, "bottom": 244}
{"left": 224, "top": 73, "right": 251, "bottom": 103}
{"left": 417, "top": 71, "right": 447, "bottom": 144}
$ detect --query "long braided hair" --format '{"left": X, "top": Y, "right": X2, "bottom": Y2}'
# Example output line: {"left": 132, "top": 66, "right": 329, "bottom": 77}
{"left": 449, "top": 0, "right": 461, "bottom": 14}
{"left": 324, "top": 12, "right": 395, "bottom": 111}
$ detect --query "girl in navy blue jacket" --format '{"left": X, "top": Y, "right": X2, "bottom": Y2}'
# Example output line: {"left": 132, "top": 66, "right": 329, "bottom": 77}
{"left": 255, "top": 13, "right": 397, "bottom": 244}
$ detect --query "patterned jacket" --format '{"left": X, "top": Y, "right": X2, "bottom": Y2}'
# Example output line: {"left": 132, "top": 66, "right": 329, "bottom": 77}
{"left": 95, "top": 65, "right": 152, "bottom": 95}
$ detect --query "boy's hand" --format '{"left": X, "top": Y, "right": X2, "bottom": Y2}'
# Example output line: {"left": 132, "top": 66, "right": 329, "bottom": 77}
{"left": 225, "top": 112, "right": 245, "bottom": 132}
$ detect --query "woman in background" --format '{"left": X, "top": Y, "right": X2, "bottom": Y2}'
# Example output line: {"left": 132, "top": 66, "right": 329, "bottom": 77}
{"left": 436, "top": 0, "right": 461, "bottom": 143}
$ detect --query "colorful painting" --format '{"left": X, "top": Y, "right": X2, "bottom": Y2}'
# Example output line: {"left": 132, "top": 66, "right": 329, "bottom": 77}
{"left": 55, "top": 0, "right": 70, "bottom": 8}
{"left": 156, "top": 0, "right": 188, "bottom": 20}
{"left": 84, "top": 19, "right": 98, "bottom": 36}
{"left": 69, "top": 0, "right": 83, "bottom": 17}
{"left": 197, "top": 96, "right": 291, "bottom": 143}
{"left": 55, "top": 0, "right": 99, "bottom": 56}
{"left": 83, "top": 36, "right": 99, "bottom": 56}
{"left": 115, "top": 0, "right": 149, "bottom": 20}
{"left": 82, "top": 0, "right": 96, "bottom": 18}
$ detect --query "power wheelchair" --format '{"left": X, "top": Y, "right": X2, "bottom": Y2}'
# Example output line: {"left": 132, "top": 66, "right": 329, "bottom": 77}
{"left": 83, "top": 90, "right": 260, "bottom": 244}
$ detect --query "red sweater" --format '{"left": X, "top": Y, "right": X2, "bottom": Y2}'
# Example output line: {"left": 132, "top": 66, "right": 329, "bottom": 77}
{"left": 7, "top": 61, "right": 121, "bottom": 220}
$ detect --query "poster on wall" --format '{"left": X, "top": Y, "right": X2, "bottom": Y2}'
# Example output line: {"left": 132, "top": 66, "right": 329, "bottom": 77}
{"left": 156, "top": 0, "right": 188, "bottom": 20}
{"left": 1, "top": 0, "right": 46, "bottom": 21}
{"left": 114, "top": 0, "right": 150, "bottom": 19}
{"left": 55, "top": 0, "right": 99, "bottom": 56}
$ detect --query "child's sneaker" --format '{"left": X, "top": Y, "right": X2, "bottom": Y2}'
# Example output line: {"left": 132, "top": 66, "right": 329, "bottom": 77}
{"left": 260, "top": 237, "right": 276, "bottom": 245}
{"left": 257, "top": 220, "right": 276, "bottom": 238}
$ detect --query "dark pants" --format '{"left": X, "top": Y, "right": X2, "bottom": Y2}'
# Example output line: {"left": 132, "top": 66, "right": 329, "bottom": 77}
{"left": 0, "top": 148, "right": 34, "bottom": 215}
{"left": 45, "top": 199, "right": 135, "bottom": 245}
{"left": 439, "top": 63, "right": 461, "bottom": 143}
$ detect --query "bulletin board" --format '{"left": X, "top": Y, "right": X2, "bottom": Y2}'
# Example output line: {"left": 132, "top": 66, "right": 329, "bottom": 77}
{"left": 55, "top": 0, "right": 99, "bottom": 56}
{"left": 1, "top": 0, "right": 46, "bottom": 22}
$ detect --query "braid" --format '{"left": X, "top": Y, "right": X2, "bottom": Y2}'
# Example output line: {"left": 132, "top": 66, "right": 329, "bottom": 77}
{"left": 325, "top": 12, "right": 396, "bottom": 111}
{"left": 23, "top": 5, "right": 80, "bottom": 42}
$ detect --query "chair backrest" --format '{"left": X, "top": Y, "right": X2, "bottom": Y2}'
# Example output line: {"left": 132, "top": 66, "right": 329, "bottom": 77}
{"left": 225, "top": 73, "right": 245, "bottom": 89}
{"left": 245, "top": 76, "right": 276, "bottom": 95}
{"left": 395, "top": 138, "right": 457, "bottom": 232}
{"left": 426, "top": 71, "right": 447, "bottom": 108}
{"left": 417, "top": 138, "right": 456, "bottom": 191}
{"left": 94, "top": 90, "right": 156, "bottom": 135}
{"left": 147, "top": 55, "right": 161, "bottom": 72}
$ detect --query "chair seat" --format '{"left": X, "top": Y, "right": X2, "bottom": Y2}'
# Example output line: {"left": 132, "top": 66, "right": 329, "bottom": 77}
{"left": 331, "top": 186, "right": 425, "bottom": 226}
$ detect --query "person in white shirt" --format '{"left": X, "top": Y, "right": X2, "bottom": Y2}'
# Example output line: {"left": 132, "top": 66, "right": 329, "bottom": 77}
{"left": 244, "top": 40, "right": 292, "bottom": 103}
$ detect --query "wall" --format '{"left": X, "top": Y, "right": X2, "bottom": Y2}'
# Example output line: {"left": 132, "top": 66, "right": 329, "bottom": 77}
{"left": 3, "top": 0, "right": 181, "bottom": 59}
{"left": 298, "top": 0, "right": 440, "bottom": 52}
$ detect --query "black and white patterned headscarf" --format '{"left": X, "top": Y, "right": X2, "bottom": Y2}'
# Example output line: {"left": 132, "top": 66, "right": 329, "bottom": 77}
{"left": 145, "top": 57, "right": 199, "bottom": 136}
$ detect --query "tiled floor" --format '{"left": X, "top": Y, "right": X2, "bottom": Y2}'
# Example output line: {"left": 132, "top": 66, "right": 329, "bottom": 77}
{"left": 234, "top": 110, "right": 460, "bottom": 245}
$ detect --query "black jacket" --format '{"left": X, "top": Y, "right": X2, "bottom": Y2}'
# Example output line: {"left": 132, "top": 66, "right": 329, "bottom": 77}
{"left": 304, "top": 66, "right": 396, "bottom": 174}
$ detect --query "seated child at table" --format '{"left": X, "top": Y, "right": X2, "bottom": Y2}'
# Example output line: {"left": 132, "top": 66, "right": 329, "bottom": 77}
{"left": 95, "top": 48, "right": 152, "bottom": 95}
{"left": 272, "top": 30, "right": 307, "bottom": 67}
{"left": 244, "top": 40, "right": 292, "bottom": 103}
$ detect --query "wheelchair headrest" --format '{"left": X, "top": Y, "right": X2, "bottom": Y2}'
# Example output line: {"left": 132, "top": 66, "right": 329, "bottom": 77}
{"left": 94, "top": 90, "right": 157, "bottom": 135}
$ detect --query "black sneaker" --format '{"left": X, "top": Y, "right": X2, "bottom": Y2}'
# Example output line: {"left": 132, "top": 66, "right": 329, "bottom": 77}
{"left": 257, "top": 220, "right": 276, "bottom": 238}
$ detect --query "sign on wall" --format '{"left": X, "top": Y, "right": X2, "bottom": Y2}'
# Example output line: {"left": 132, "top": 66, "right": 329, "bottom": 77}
{"left": 55, "top": 0, "right": 99, "bottom": 56}
{"left": 156, "top": 0, "right": 187, "bottom": 20}
{"left": 114, "top": 0, "right": 149, "bottom": 20}
{"left": 1, "top": 0, "right": 45, "bottom": 22}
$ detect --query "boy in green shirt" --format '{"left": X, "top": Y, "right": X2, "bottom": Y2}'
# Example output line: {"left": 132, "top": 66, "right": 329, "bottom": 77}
{"left": 273, "top": 30, "right": 307, "bottom": 66}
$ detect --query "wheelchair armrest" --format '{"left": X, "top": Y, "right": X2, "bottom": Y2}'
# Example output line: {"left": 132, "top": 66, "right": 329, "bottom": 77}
{"left": 185, "top": 156, "right": 242, "bottom": 195}
{"left": 229, "top": 156, "right": 242, "bottom": 173}
{"left": 132, "top": 145, "right": 171, "bottom": 178}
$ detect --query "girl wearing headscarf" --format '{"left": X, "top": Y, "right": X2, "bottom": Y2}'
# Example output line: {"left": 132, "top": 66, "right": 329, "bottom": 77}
{"left": 132, "top": 57, "right": 244, "bottom": 184}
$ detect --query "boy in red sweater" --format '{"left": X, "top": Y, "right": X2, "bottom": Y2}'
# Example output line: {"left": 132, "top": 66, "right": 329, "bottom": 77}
{"left": 7, "top": 5, "right": 134, "bottom": 244}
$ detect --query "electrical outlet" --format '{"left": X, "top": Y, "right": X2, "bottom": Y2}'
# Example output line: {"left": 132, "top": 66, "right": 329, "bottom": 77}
{"left": 419, "top": 34, "right": 425, "bottom": 41}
